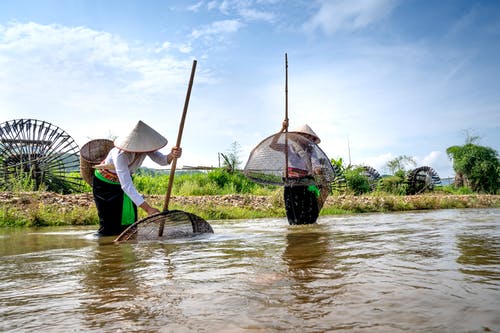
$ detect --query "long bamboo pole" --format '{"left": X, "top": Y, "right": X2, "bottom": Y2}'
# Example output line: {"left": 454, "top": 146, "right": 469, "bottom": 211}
{"left": 158, "top": 59, "right": 197, "bottom": 236}
{"left": 284, "top": 53, "right": 289, "bottom": 179}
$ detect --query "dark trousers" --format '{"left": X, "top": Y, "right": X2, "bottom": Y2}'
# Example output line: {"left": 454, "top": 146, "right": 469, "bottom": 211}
{"left": 92, "top": 175, "right": 137, "bottom": 236}
{"left": 284, "top": 184, "right": 319, "bottom": 225}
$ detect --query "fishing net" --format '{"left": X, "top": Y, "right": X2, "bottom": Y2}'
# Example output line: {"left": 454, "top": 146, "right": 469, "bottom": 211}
{"left": 244, "top": 132, "right": 336, "bottom": 187}
{"left": 244, "top": 132, "right": 336, "bottom": 212}
{"left": 114, "top": 210, "right": 214, "bottom": 242}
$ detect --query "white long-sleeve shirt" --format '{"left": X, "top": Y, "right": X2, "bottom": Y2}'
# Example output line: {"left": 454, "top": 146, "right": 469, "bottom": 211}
{"left": 103, "top": 147, "right": 170, "bottom": 206}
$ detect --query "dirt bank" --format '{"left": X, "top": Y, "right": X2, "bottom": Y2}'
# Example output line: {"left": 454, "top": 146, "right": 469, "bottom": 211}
{"left": 0, "top": 192, "right": 275, "bottom": 211}
{"left": 1, "top": 191, "right": 499, "bottom": 212}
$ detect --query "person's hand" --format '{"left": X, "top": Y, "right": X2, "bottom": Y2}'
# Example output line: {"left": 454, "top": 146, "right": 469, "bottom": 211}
{"left": 281, "top": 119, "right": 289, "bottom": 132}
{"left": 168, "top": 147, "right": 182, "bottom": 163}
{"left": 140, "top": 202, "right": 160, "bottom": 215}
{"left": 171, "top": 146, "right": 182, "bottom": 158}
{"left": 313, "top": 167, "right": 323, "bottom": 175}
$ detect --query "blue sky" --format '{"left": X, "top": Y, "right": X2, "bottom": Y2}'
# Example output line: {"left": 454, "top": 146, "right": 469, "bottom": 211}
{"left": 1, "top": 0, "right": 499, "bottom": 178}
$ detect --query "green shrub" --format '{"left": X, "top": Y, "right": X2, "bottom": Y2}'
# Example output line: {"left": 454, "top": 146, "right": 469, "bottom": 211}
{"left": 435, "top": 184, "right": 474, "bottom": 195}
{"left": 377, "top": 175, "right": 408, "bottom": 195}
{"left": 345, "top": 167, "right": 372, "bottom": 195}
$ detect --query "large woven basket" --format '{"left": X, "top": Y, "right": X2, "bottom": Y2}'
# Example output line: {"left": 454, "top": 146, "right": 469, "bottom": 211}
{"left": 80, "top": 139, "right": 114, "bottom": 185}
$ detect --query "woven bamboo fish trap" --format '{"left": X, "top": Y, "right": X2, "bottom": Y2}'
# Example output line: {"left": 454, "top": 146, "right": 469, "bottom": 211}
{"left": 79, "top": 139, "right": 114, "bottom": 185}
{"left": 243, "top": 132, "right": 336, "bottom": 186}
{"left": 115, "top": 210, "right": 214, "bottom": 242}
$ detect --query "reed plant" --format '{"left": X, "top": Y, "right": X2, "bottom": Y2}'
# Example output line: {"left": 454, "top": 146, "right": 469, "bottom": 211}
{"left": 1, "top": 170, "right": 38, "bottom": 192}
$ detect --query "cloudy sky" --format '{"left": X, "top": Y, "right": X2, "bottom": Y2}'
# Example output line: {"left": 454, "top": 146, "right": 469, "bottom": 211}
{"left": 1, "top": 0, "right": 499, "bottom": 178}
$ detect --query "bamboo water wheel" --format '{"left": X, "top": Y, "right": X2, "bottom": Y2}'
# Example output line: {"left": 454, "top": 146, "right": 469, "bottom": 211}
{"left": 330, "top": 163, "right": 347, "bottom": 193}
{"left": 360, "top": 165, "right": 381, "bottom": 191}
{"left": 0, "top": 119, "right": 82, "bottom": 193}
{"left": 407, "top": 166, "right": 441, "bottom": 194}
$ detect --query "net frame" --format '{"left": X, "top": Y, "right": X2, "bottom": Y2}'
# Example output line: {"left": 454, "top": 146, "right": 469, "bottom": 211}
{"left": 114, "top": 210, "right": 214, "bottom": 242}
{"left": 243, "top": 132, "right": 336, "bottom": 187}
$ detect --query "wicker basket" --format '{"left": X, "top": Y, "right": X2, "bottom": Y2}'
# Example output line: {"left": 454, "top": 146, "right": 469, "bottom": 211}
{"left": 79, "top": 139, "right": 114, "bottom": 185}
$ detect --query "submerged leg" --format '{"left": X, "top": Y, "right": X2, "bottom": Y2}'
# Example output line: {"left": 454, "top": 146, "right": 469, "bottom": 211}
{"left": 284, "top": 184, "right": 319, "bottom": 225}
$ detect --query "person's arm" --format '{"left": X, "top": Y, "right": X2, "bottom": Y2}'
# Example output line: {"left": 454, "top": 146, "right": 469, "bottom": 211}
{"left": 114, "top": 152, "right": 159, "bottom": 215}
{"left": 139, "top": 147, "right": 182, "bottom": 215}
{"left": 310, "top": 147, "right": 324, "bottom": 175}
{"left": 148, "top": 147, "right": 182, "bottom": 166}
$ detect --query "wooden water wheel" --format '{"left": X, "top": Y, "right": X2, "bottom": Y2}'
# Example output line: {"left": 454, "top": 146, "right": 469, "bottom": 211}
{"left": 407, "top": 166, "right": 441, "bottom": 194}
{"left": 0, "top": 119, "right": 82, "bottom": 193}
{"left": 360, "top": 165, "right": 381, "bottom": 191}
{"left": 330, "top": 163, "right": 347, "bottom": 193}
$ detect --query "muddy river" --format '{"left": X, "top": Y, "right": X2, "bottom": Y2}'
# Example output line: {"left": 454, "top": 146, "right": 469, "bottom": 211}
{"left": 1, "top": 208, "right": 499, "bottom": 332}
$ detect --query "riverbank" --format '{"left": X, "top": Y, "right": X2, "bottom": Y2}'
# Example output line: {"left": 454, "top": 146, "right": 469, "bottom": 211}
{"left": 0, "top": 192, "right": 500, "bottom": 227}
{"left": 1, "top": 191, "right": 499, "bottom": 227}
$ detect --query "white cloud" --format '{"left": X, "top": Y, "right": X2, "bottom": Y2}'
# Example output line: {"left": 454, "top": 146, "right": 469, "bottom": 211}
{"left": 357, "top": 152, "right": 393, "bottom": 174}
{"left": 187, "top": 1, "right": 204, "bottom": 12}
{"left": 190, "top": 19, "right": 243, "bottom": 39}
{"left": 0, "top": 22, "right": 200, "bottom": 149}
{"left": 416, "top": 151, "right": 454, "bottom": 178}
{"left": 239, "top": 8, "right": 275, "bottom": 22}
{"left": 0, "top": 22, "right": 131, "bottom": 68}
{"left": 351, "top": 150, "right": 454, "bottom": 178}
{"left": 178, "top": 43, "right": 192, "bottom": 53}
{"left": 303, "top": 0, "right": 398, "bottom": 35}
{"left": 0, "top": 22, "right": 195, "bottom": 92}
{"left": 202, "top": 0, "right": 276, "bottom": 22}
{"left": 1, "top": 2, "right": 498, "bottom": 172}
{"left": 156, "top": 41, "right": 171, "bottom": 53}
{"left": 207, "top": 1, "right": 218, "bottom": 11}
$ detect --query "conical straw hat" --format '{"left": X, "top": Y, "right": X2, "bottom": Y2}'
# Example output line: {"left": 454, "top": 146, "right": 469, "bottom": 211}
{"left": 114, "top": 120, "right": 168, "bottom": 152}
{"left": 291, "top": 124, "right": 321, "bottom": 143}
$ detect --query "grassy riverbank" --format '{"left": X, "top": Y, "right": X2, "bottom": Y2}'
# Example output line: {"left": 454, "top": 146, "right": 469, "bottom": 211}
{"left": 1, "top": 191, "right": 499, "bottom": 227}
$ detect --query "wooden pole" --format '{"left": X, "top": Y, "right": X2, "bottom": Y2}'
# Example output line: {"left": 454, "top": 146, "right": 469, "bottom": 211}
{"left": 285, "top": 53, "right": 289, "bottom": 179}
{"left": 159, "top": 59, "right": 197, "bottom": 236}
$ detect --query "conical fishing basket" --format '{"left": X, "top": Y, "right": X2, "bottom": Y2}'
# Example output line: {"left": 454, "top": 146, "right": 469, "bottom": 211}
{"left": 79, "top": 139, "right": 114, "bottom": 185}
{"left": 243, "top": 132, "right": 336, "bottom": 186}
{"left": 115, "top": 210, "right": 214, "bottom": 242}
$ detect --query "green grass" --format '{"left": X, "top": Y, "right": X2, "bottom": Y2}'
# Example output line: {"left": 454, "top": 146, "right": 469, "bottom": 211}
{"left": 1, "top": 168, "right": 499, "bottom": 227}
{"left": 0, "top": 204, "right": 99, "bottom": 227}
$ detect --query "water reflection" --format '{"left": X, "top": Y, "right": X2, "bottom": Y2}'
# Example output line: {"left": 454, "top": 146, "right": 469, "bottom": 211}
{"left": 456, "top": 235, "right": 499, "bottom": 279}
{"left": 0, "top": 227, "right": 93, "bottom": 256}
{"left": 0, "top": 209, "right": 498, "bottom": 332}
{"left": 79, "top": 238, "right": 188, "bottom": 331}
{"left": 283, "top": 227, "right": 331, "bottom": 277}
{"left": 280, "top": 225, "right": 344, "bottom": 325}
{"left": 80, "top": 239, "right": 139, "bottom": 328}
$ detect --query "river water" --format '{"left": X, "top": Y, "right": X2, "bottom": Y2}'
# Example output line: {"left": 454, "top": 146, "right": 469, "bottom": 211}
{"left": 1, "top": 208, "right": 499, "bottom": 332}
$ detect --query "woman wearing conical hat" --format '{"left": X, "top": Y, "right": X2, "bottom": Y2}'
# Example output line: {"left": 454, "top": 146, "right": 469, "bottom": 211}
{"left": 271, "top": 119, "right": 328, "bottom": 225}
{"left": 92, "top": 120, "right": 182, "bottom": 236}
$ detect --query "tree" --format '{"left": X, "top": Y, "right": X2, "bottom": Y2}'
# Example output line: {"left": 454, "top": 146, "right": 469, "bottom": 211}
{"left": 446, "top": 142, "right": 500, "bottom": 194}
{"left": 385, "top": 155, "right": 416, "bottom": 175}
{"left": 221, "top": 141, "right": 242, "bottom": 173}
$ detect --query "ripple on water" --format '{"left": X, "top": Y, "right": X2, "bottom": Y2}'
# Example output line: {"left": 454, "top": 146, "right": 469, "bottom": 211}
{"left": 0, "top": 208, "right": 499, "bottom": 332}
